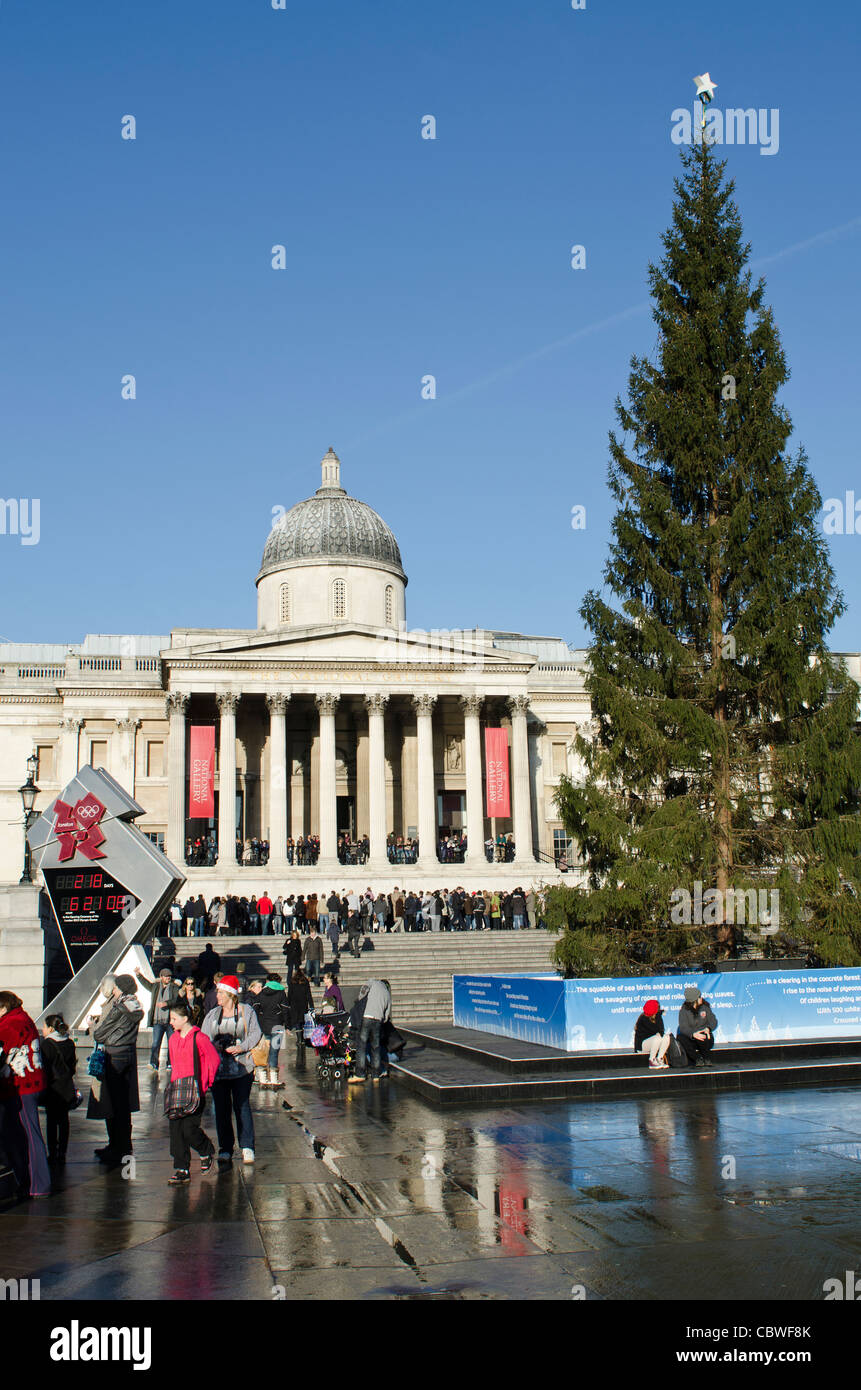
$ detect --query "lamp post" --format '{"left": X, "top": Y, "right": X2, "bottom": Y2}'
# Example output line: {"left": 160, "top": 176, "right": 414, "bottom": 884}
{"left": 18, "top": 752, "right": 40, "bottom": 885}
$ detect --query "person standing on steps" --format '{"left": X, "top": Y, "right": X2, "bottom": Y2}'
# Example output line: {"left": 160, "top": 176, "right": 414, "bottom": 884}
{"left": 303, "top": 924, "right": 324, "bottom": 985}
{"left": 283, "top": 928, "right": 302, "bottom": 985}
{"left": 165, "top": 1000, "right": 220, "bottom": 1186}
{"left": 201, "top": 975, "right": 262, "bottom": 1167}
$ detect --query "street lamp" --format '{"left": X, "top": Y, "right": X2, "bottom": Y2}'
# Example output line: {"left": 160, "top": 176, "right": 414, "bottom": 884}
{"left": 18, "top": 753, "right": 40, "bottom": 885}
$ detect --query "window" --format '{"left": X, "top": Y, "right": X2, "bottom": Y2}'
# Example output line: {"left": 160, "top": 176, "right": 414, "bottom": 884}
{"left": 36, "top": 745, "right": 55, "bottom": 779}
{"left": 385, "top": 584, "right": 394, "bottom": 626}
{"left": 89, "top": 740, "right": 108, "bottom": 768}
{"left": 146, "top": 741, "right": 164, "bottom": 777}
{"left": 279, "top": 583, "right": 290, "bottom": 625}
{"left": 144, "top": 830, "right": 165, "bottom": 853}
{"left": 553, "top": 828, "right": 573, "bottom": 864}
{"left": 551, "top": 741, "right": 568, "bottom": 777}
{"left": 332, "top": 578, "right": 346, "bottom": 620}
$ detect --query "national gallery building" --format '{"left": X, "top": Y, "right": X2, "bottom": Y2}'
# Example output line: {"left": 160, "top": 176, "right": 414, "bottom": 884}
{"left": 0, "top": 452, "right": 598, "bottom": 892}
{"left": 2, "top": 449, "right": 859, "bottom": 895}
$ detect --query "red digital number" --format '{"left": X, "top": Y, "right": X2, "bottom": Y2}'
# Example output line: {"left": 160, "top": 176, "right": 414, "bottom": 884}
{"left": 74, "top": 874, "right": 84, "bottom": 889}
{"left": 69, "top": 897, "right": 79, "bottom": 912}
{"left": 83, "top": 897, "right": 92, "bottom": 912}
{"left": 90, "top": 873, "right": 103, "bottom": 889}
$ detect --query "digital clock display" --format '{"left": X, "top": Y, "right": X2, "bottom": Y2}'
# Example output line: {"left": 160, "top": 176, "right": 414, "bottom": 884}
{"left": 43, "top": 865, "right": 140, "bottom": 968}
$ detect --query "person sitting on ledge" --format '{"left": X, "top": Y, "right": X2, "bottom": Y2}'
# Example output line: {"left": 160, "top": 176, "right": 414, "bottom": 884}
{"left": 676, "top": 988, "right": 718, "bottom": 1067}
{"left": 634, "top": 998, "right": 672, "bottom": 1068}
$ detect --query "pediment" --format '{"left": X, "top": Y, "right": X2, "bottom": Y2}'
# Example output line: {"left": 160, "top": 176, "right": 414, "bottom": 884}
{"left": 164, "top": 623, "right": 531, "bottom": 669}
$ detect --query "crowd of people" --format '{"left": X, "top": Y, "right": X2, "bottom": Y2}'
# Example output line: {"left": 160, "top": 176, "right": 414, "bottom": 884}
{"left": 163, "top": 885, "right": 549, "bottom": 938}
{"left": 0, "top": 975, "right": 721, "bottom": 1198}
{"left": 184, "top": 830, "right": 521, "bottom": 868}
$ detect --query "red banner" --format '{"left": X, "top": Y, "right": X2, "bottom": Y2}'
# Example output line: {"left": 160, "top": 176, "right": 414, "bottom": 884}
{"left": 484, "top": 726, "right": 510, "bottom": 818}
{"left": 189, "top": 726, "right": 215, "bottom": 819}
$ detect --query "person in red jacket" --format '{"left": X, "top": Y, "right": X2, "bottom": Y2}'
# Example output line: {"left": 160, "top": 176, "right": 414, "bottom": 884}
{"left": 0, "top": 991, "right": 51, "bottom": 1199}
{"left": 257, "top": 892, "right": 274, "bottom": 936}
{"left": 165, "top": 999, "right": 221, "bottom": 1185}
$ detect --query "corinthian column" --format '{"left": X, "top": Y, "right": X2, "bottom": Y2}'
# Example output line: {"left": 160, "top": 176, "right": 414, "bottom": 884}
{"left": 266, "top": 693, "right": 290, "bottom": 867}
{"left": 315, "top": 693, "right": 340, "bottom": 864}
{"left": 365, "top": 692, "right": 390, "bottom": 866}
{"left": 460, "top": 694, "right": 485, "bottom": 866}
{"left": 115, "top": 717, "right": 140, "bottom": 795}
{"left": 58, "top": 716, "right": 82, "bottom": 788}
{"left": 412, "top": 694, "right": 437, "bottom": 869}
{"left": 165, "top": 693, "right": 188, "bottom": 866}
{"left": 507, "top": 695, "right": 536, "bottom": 863}
{"left": 217, "top": 691, "right": 239, "bottom": 866}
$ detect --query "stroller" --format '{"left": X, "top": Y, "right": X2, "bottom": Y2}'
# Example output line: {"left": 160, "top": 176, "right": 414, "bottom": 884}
{"left": 310, "top": 1009, "right": 354, "bottom": 1084}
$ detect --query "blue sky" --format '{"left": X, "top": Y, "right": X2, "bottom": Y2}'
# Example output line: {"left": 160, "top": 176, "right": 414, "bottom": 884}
{"left": 1, "top": 0, "right": 859, "bottom": 651}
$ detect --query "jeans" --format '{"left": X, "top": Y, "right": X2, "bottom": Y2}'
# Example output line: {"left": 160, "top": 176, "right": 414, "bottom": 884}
{"left": 356, "top": 1017, "right": 382, "bottom": 1077}
{"left": 260, "top": 913, "right": 271, "bottom": 936}
{"left": 268, "top": 1027, "right": 286, "bottom": 1067}
{"left": 194, "top": 917, "right": 206, "bottom": 937}
{"left": 211, "top": 1072, "right": 255, "bottom": 1154}
{"left": 375, "top": 911, "right": 386, "bottom": 932}
{"left": 169, "top": 1102, "right": 214, "bottom": 1169}
{"left": 248, "top": 914, "right": 259, "bottom": 933}
{"left": 150, "top": 1020, "right": 173, "bottom": 1067}
{"left": 305, "top": 958, "right": 321, "bottom": 985}
{"left": 473, "top": 914, "right": 484, "bottom": 930}
{"left": 318, "top": 913, "right": 329, "bottom": 934}
{"left": 513, "top": 915, "right": 525, "bottom": 930}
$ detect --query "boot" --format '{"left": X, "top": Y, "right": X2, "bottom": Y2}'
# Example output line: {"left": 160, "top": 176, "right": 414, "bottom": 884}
{"left": 255, "top": 1065, "right": 269, "bottom": 1088}
{"left": 268, "top": 1067, "right": 283, "bottom": 1090}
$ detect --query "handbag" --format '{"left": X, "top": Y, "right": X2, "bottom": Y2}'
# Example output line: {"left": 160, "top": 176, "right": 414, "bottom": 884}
{"left": 251, "top": 1038, "right": 270, "bottom": 1067}
{"left": 163, "top": 1033, "right": 203, "bottom": 1120}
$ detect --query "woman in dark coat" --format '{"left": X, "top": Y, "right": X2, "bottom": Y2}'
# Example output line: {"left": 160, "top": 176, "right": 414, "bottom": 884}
{"left": 85, "top": 975, "right": 143, "bottom": 1164}
{"left": 282, "top": 929, "right": 303, "bottom": 984}
{"left": 286, "top": 968, "right": 314, "bottom": 1057}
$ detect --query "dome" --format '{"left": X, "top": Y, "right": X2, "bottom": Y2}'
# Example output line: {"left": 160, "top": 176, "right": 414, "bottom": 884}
{"left": 258, "top": 449, "right": 406, "bottom": 582}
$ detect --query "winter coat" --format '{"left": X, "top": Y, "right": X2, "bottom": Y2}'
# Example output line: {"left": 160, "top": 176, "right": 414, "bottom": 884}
{"left": 201, "top": 1003, "right": 262, "bottom": 1079}
{"left": 633, "top": 1011, "right": 665, "bottom": 1052}
{"left": 0, "top": 1006, "right": 45, "bottom": 1099}
{"left": 86, "top": 993, "right": 143, "bottom": 1119}
{"left": 167, "top": 1026, "right": 220, "bottom": 1092}
{"left": 40, "top": 1034, "right": 77, "bottom": 1106}
{"left": 145, "top": 978, "right": 180, "bottom": 1028}
{"left": 283, "top": 936, "right": 303, "bottom": 966}
{"left": 677, "top": 1000, "right": 718, "bottom": 1039}
{"left": 286, "top": 977, "right": 314, "bottom": 1030}
{"left": 251, "top": 983, "right": 290, "bottom": 1034}
{"left": 303, "top": 934, "right": 324, "bottom": 964}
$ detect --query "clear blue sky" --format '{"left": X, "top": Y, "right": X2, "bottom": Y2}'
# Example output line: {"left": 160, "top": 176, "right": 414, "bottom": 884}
{"left": 1, "top": 0, "right": 859, "bottom": 651}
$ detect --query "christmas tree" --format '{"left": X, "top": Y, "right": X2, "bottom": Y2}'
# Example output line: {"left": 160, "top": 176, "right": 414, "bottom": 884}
{"left": 549, "top": 138, "right": 861, "bottom": 975}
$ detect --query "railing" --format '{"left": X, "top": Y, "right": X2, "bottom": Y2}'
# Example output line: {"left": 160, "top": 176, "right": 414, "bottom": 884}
{"left": 79, "top": 657, "right": 122, "bottom": 671}
{"left": 15, "top": 665, "right": 65, "bottom": 679}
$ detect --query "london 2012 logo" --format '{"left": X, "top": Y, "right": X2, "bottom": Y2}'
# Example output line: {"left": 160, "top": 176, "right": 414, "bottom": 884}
{"left": 53, "top": 792, "right": 107, "bottom": 862}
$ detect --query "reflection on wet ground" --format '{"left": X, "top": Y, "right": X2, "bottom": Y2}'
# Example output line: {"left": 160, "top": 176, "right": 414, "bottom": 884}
{"left": 2, "top": 1054, "right": 860, "bottom": 1300}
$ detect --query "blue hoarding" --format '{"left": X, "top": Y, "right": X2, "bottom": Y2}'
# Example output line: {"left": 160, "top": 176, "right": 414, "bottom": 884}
{"left": 452, "top": 968, "right": 861, "bottom": 1051}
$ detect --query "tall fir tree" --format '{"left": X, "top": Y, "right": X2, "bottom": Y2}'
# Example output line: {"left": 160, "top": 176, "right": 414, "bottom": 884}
{"left": 548, "top": 140, "right": 861, "bottom": 976}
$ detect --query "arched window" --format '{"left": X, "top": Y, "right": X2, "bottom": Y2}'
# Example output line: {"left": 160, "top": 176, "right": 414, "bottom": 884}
{"left": 332, "top": 578, "right": 347, "bottom": 620}
{"left": 279, "top": 583, "right": 290, "bottom": 625}
{"left": 385, "top": 585, "right": 394, "bottom": 626}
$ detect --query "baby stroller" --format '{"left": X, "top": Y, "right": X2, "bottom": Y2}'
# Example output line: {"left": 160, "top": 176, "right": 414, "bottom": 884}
{"left": 311, "top": 1010, "right": 353, "bottom": 1084}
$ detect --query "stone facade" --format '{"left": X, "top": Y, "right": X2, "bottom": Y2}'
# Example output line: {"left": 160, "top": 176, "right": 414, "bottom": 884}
{"left": 2, "top": 449, "right": 859, "bottom": 897}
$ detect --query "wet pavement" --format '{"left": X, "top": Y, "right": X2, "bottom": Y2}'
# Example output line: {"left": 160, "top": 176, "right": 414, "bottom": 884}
{"left": 2, "top": 1051, "right": 860, "bottom": 1300}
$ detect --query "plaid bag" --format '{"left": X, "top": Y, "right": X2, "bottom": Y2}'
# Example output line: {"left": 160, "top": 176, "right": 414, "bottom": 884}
{"left": 163, "top": 1034, "right": 203, "bottom": 1120}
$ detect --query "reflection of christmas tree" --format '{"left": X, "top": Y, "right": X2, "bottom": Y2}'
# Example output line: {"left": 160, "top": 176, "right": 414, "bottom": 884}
{"left": 749, "top": 1016, "right": 759, "bottom": 1034}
